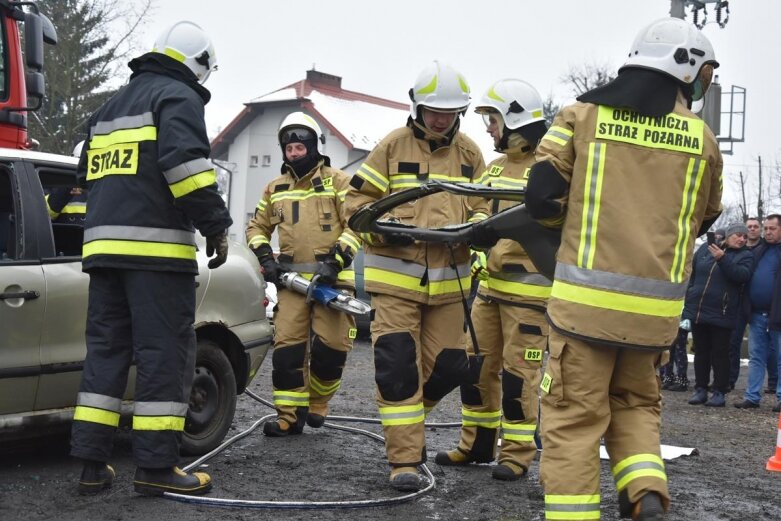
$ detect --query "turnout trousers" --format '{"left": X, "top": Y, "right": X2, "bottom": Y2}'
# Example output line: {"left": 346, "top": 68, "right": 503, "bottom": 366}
{"left": 540, "top": 331, "right": 669, "bottom": 520}
{"left": 70, "top": 268, "right": 196, "bottom": 468}
{"left": 371, "top": 293, "right": 469, "bottom": 467}
{"left": 456, "top": 296, "right": 547, "bottom": 472}
{"left": 271, "top": 288, "right": 355, "bottom": 428}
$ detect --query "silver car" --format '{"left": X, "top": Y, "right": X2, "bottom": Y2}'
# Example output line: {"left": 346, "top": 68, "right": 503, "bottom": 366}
{"left": 0, "top": 148, "right": 272, "bottom": 454}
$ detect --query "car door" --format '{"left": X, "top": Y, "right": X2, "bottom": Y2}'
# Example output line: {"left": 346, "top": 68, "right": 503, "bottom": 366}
{"left": 0, "top": 166, "right": 44, "bottom": 415}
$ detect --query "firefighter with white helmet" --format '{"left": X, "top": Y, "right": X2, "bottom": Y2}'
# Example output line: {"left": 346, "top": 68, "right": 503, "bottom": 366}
{"left": 435, "top": 79, "right": 551, "bottom": 481}
{"left": 344, "top": 61, "right": 490, "bottom": 491}
{"left": 525, "top": 18, "right": 722, "bottom": 519}
{"left": 70, "top": 21, "right": 231, "bottom": 497}
{"left": 246, "top": 112, "right": 361, "bottom": 437}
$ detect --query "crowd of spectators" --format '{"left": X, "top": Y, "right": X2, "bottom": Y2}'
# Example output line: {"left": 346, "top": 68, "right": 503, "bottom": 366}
{"left": 661, "top": 215, "right": 781, "bottom": 413}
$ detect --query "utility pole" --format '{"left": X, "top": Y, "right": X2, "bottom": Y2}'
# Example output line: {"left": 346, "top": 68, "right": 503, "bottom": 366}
{"left": 757, "top": 156, "right": 764, "bottom": 222}
{"left": 739, "top": 171, "right": 748, "bottom": 222}
{"left": 670, "top": 0, "right": 686, "bottom": 19}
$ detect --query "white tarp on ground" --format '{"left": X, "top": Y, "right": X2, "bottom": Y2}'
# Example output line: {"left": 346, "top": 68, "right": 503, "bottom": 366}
{"left": 600, "top": 444, "right": 697, "bottom": 461}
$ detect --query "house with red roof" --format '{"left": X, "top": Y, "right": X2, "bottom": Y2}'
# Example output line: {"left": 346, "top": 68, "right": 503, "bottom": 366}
{"left": 210, "top": 69, "right": 408, "bottom": 243}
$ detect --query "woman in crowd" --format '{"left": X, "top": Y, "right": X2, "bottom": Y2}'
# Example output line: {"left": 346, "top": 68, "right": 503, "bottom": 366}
{"left": 685, "top": 223, "right": 754, "bottom": 407}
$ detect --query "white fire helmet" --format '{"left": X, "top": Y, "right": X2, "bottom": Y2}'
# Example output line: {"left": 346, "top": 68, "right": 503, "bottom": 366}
{"left": 278, "top": 112, "right": 324, "bottom": 148}
{"left": 621, "top": 17, "right": 718, "bottom": 102}
{"left": 72, "top": 140, "right": 84, "bottom": 158}
{"left": 409, "top": 61, "right": 471, "bottom": 118}
{"left": 152, "top": 21, "right": 217, "bottom": 84}
{"left": 474, "top": 79, "right": 545, "bottom": 130}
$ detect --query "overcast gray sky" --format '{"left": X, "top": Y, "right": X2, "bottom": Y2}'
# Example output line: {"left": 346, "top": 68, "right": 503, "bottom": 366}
{"left": 136, "top": 0, "right": 779, "bottom": 210}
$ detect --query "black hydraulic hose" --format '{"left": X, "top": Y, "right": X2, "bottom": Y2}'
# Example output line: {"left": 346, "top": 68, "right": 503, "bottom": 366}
{"left": 162, "top": 389, "right": 460, "bottom": 509}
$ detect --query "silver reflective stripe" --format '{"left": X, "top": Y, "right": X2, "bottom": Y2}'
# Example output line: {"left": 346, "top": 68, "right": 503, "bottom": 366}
{"left": 463, "top": 412, "right": 501, "bottom": 424}
{"left": 84, "top": 225, "right": 196, "bottom": 246}
{"left": 546, "top": 128, "right": 573, "bottom": 144}
{"left": 76, "top": 392, "right": 121, "bottom": 412}
{"left": 163, "top": 158, "right": 214, "bottom": 185}
{"left": 279, "top": 261, "right": 319, "bottom": 273}
{"left": 364, "top": 254, "right": 426, "bottom": 278}
{"left": 133, "top": 401, "right": 188, "bottom": 417}
{"left": 556, "top": 263, "right": 687, "bottom": 300}
{"left": 546, "top": 503, "right": 601, "bottom": 513}
{"left": 428, "top": 263, "right": 470, "bottom": 281}
{"left": 613, "top": 460, "right": 665, "bottom": 483}
{"left": 502, "top": 424, "right": 536, "bottom": 434}
{"left": 579, "top": 142, "right": 605, "bottom": 268}
{"left": 493, "top": 271, "right": 552, "bottom": 287}
{"left": 91, "top": 112, "right": 155, "bottom": 137}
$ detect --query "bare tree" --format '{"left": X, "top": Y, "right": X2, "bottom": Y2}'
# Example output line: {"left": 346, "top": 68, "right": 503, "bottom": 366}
{"left": 543, "top": 94, "right": 560, "bottom": 126}
{"left": 560, "top": 61, "right": 616, "bottom": 97}
{"left": 28, "top": 0, "right": 153, "bottom": 154}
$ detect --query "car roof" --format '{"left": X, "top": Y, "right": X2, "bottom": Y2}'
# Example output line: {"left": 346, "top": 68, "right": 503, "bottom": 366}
{"left": 0, "top": 147, "right": 79, "bottom": 166}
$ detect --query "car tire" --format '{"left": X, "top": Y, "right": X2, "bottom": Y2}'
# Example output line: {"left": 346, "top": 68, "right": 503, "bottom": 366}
{"left": 181, "top": 339, "right": 237, "bottom": 456}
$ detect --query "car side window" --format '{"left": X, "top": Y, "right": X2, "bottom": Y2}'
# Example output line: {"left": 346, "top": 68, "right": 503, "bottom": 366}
{"left": 0, "top": 168, "right": 17, "bottom": 261}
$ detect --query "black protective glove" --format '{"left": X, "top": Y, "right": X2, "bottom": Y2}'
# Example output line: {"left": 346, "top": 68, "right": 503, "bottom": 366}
{"left": 314, "top": 244, "right": 353, "bottom": 285}
{"left": 253, "top": 244, "right": 281, "bottom": 285}
{"left": 206, "top": 233, "right": 228, "bottom": 269}
{"left": 382, "top": 231, "right": 415, "bottom": 247}
{"left": 468, "top": 223, "right": 499, "bottom": 252}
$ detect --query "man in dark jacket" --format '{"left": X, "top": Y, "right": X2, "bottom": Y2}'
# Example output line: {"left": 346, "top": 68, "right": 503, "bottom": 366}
{"left": 735, "top": 214, "right": 781, "bottom": 411}
{"left": 70, "top": 21, "right": 231, "bottom": 497}
{"left": 684, "top": 223, "right": 754, "bottom": 407}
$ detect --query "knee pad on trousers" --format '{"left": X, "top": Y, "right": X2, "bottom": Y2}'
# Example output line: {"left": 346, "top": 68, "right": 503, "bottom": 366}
{"left": 471, "top": 427, "right": 498, "bottom": 463}
{"left": 460, "top": 381, "right": 482, "bottom": 406}
{"left": 374, "top": 332, "right": 418, "bottom": 402}
{"left": 501, "top": 370, "right": 525, "bottom": 421}
{"left": 423, "top": 348, "right": 470, "bottom": 403}
{"left": 271, "top": 343, "right": 306, "bottom": 389}
{"left": 310, "top": 335, "right": 348, "bottom": 381}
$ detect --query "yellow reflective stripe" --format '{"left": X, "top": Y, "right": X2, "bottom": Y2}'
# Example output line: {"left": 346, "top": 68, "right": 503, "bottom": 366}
{"left": 670, "top": 157, "right": 706, "bottom": 283}
{"left": 360, "top": 232, "right": 376, "bottom": 246}
{"left": 364, "top": 267, "right": 469, "bottom": 296}
{"left": 542, "top": 125, "right": 574, "bottom": 147}
{"left": 595, "top": 106, "right": 704, "bottom": 154}
{"left": 269, "top": 188, "right": 336, "bottom": 203}
{"left": 481, "top": 278, "right": 552, "bottom": 298}
{"left": 545, "top": 494, "right": 601, "bottom": 520}
{"left": 337, "top": 270, "right": 355, "bottom": 282}
{"left": 168, "top": 169, "right": 216, "bottom": 199}
{"left": 378, "top": 403, "right": 425, "bottom": 426}
{"left": 273, "top": 390, "right": 309, "bottom": 407}
{"left": 612, "top": 453, "right": 667, "bottom": 491}
{"left": 356, "top": 163, "right": 388, "bottom": 192}
{"left": 577, "top": 142, "right": 606, "bottom": 269}
{"left": 248, "top": 234, "right": 269, "bottom": 248}
{"left": 132, "top": 415, "right": 185, "bottom": 431}
{"left": 310, "top": 375, "right": 341, "bottom": 396}
{"left": 161, "top": 46, "right": 186, "bottom": 63}
{"left": 73, "top": 405, "right": 120, "bottom": 427}
{"left": 89, "top": 126, "right": 157, "bottom": 149}
{"left": 468, "top": 212, "right": 489, "bottom": 223}
{"left": 82, "top": 239, "right": 196, "bottom": 260}
{"left": 551, "top": 280, "right": 683, "bottom": 317}
{"left": 339, "top": 231, "right": 361, "bottom": 252}
{"left": 257, "top": 199, "right": 268, "bottom": 211}
{"left": 502, "top": 422, "right": 536, "bottom": 441}
{"left": 61, "top": 203, "right": 87, "bottom": 214}
{"left": 461, "top": 407, "right": 501, "bottom": 428}
{"left": 475, "top": 170, "right": 491, "bottom": 184}
{"left": 44, "top": 195, "right": 58, "bottom": 218}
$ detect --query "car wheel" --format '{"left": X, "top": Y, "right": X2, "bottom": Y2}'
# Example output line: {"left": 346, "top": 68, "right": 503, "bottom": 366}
{"left": 181, "top": 339, "right": 237, "bottom": 456}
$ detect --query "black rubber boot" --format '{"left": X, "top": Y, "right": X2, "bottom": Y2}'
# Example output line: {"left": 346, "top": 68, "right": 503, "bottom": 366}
{"left": 631, "top": 492, "right": 665, "bottom": 520}
{"left": 78, "top": 461, "right": 115, "bottom": 495}
{"left": 306, "top": 413, "right": 325, "bottom": 428}
{"left": 491, "top": 462, "right": 526, "bottom": 482}
{"left": 133, "top": 466, "right": 212, "bottom": 496}
{"left": 263, "top": 418, "right": 303, "bottom": 437}
{"left": 434, "top": 448, "right": 475, "bottom": 466}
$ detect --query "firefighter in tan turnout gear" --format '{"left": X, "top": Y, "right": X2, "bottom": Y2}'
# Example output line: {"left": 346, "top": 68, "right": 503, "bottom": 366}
{"left": 344, "top": 61, "right": 490, "bottom": 491}
{"left": 247, "top": 112, "right": 361, "bottom": 437}
{"left": 435, "top": 79, "right": 551, "bottom": 482}
{"left": 525, "top": 18, "right": 723, "bottom": 520}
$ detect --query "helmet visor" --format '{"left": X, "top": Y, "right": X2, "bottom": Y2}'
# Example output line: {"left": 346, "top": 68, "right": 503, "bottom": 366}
{"left": 279, "top": 127, "right": 316, "bottom": 145}
{"left": 691, "top": 64, "right": 715, "bottom": 102}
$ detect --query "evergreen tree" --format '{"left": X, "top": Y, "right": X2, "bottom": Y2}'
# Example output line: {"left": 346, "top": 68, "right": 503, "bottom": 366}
{"left": 27, "top": 0, "right": 151, "bottom": 155}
